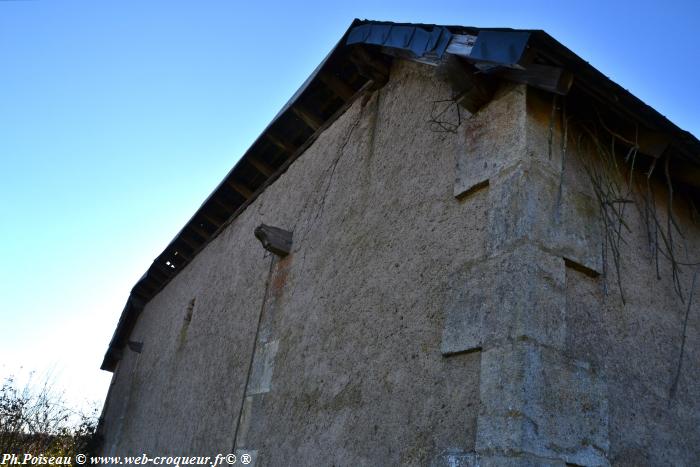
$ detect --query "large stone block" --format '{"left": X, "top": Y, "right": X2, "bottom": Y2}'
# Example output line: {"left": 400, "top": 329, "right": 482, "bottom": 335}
{"left": 454, "top": 85, "right": 527, "bottom": 198}
{"left": 548, "top": 188, "right": 602, "bottom": 274}
{"left": 477, "top": 341, "right": 610, "bottom": 466}
{"left": 441, "top": 244, "right": 567, "bottom": 354}
{"left": 486, "top": 163, "right": 555, "bottom": 254}
{"left": 486, "top": 163, "right": 602, "bottom": 274}
{"left": 455, "top": 84, "right": 571, "bottom": 201}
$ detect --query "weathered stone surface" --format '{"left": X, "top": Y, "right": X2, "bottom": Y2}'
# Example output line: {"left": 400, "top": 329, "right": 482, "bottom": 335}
{"left": 548, "top": 188, "right": 602, "bottom": 274}
{"left": 524, "top": 86, "right": 565, "bottom": 177}
{"left": 247, "top": 339, "right": 278, "bottom": 396}
{"left": 455, "top": 84, "right": 571, "bottom": 201}
{"left": 485, "top": 162, "right": 602, "bottom": 274}
{"left": 454, "top": 84, "right": 527, "bottom": 198}
{"left": 455, "top": 81, "right": 602, "bottom": 274}
{"left": 477, "top": 341, "right": 610, "bottom": 467}
{"left": 431, "top": 450, "right": 478, "bottom": 467}
{"left": 441, "top": 244, "right": 566, "bottom": 354}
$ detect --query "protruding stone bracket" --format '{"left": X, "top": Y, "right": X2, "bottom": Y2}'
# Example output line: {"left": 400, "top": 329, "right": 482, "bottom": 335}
{"left": 254, "top": 224, "right": 293, "bottom": 257}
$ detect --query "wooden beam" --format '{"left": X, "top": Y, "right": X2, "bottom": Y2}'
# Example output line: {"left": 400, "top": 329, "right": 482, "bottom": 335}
{"left": 188, "top": 223, "right": 210, "bottom": 241}
{"left": 318, "top": 72, "right": 355, "bottom": 101}
{"left": 349, "top": 46, "right": 390, "bottom": 90}
{"left": 227, "top": 180, "right": 254, "bottom": 199}
{"left": 265, "top": 132, "right": 297, "bottom": 154}
{"left": 438, "top": 56, "right": 496, "bottom": 114}
{"left": 141, "top": 276, "right": 160, "bottom": 293}
{"left": 497, "top": 64, "right": 574, "bottom": 95}
{"left": 152, "top": 261, "right": 175, "bottom": 277}
{"left": 173, "top": 248, "right": 191, "bottom": 261}
{"left": 200, "top": 211, "right": 224, "bottom": 228}
{"left": 177, "top": 234, "right": 200, "bottom": 251}
{"left": 638, "top": 131, "right": 670, "bottom": 158}
{"left": 131, "top": 287, "right": 151, "bottom": 302}
{"left": 149, "top": 267, "right": 168, "bottom": 282}
{"left": 148, "top": 264, "right": 168, "bottom": 279}
{"left": 670, "top": 159, "right": 700, "bottom": 190}
{"left": 149, "top": 275, "right": 165, "bottom": 290}
{"left": 291, "top": 105, "right": 324, "bottom": 131}
{"left": 246, "top": 156, "right": 275, "bottom": 177}
{"left": 211, "top": 196, "right": 234, "bottom": 212}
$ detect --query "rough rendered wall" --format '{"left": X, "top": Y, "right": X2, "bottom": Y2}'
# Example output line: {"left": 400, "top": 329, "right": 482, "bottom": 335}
{"left": 556, "top": 124, "right": 700, "bottom": 464}
{"left": 100, "top": 58, "right": 700, "bottom": 466}
{"left": 452, "top": 87, "right": 700, "bottom": 466}
{"left": 447, "top": 83, "right": 700, "bottom": 466}
{"left": 99, "top": 190, "right": 272, "bottom": 454}
{"left": 524, "top": 88, "right": 700, "bottom": 466}
{"left": 100, "top": 60, "right": 488, "bottom": 465}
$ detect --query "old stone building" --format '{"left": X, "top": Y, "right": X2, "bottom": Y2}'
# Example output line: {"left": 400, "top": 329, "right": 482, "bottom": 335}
{"left": 98, "top": 21, "right": 700, "bottom": 466}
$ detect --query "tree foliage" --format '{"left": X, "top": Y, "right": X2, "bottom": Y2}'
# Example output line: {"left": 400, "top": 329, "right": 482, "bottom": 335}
{"left": 0, "top": 374, "right": 100, "bottom": 464}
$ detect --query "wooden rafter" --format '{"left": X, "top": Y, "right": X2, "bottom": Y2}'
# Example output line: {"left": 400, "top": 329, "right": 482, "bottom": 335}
{"left": 177, "top": 234, "right": 199, "bottom": 251}
{"left": 200, "top": 211, "right": 224, "bottom": 227}
{"left": 291, "top": 105, "right": 323, "bottom": 131}
{"left": 247, "top": 156, "right": 275, "bottom": 177}
{"left": 319, "top": 72, "right": 355, "bottom": 101}
{"left": 227, "top": 180, "right": 254, "bottom": 199}
{"left": 265, "top": 132, "right": 297, "bottom": 154}
{"left": 188, "top": 223, "right": 210, "bottom": 241}
{"left": 211, "top": 196, "right": 234, "bottom": 212}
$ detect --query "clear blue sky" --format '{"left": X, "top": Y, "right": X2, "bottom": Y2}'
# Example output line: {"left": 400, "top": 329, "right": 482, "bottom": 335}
{"left": 1, "top": 0, "right": 698, "bottom": 411}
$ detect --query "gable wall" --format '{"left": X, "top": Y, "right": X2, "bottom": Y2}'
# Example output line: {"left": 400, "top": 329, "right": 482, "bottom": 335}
{"left": 99, "top": 59, "right": 489, "bottom": 465}
{"left": 99, "top": 56, "right": 700, "bottom": 466}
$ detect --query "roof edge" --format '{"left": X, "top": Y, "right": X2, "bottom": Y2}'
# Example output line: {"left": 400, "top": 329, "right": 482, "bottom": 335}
{"left": 101, "top": 19, "right": 700, "bottom": 372}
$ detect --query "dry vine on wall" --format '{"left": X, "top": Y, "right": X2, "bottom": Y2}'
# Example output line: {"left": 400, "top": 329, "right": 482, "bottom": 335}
{"left": 426, "top": 89, "right": 699, "bottom": 399}
{"left": 562, "top": 103, "right": 700, "bottom": 400}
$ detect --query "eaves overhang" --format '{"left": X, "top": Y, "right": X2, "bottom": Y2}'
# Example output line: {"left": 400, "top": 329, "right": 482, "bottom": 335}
{"left": 101, "top": 19, "right": 700, "bottom": 372}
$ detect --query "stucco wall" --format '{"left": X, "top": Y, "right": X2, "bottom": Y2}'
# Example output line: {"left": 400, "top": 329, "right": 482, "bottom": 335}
{"left": 514, "top": 87, "right": 700, "bottom": 466}
{"left": 99, "top": 58, "right": 700, "bottom": 466}
{"left": 560, "top": 129, "right": 700, "bottom": 465}
{"left": 100, "top": 59, "right": 487, "bottom": 464}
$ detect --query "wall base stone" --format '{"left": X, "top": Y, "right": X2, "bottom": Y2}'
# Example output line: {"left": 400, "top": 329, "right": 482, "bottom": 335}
{"left": 477, "top": 340, "right": 609, "bottom": 467}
